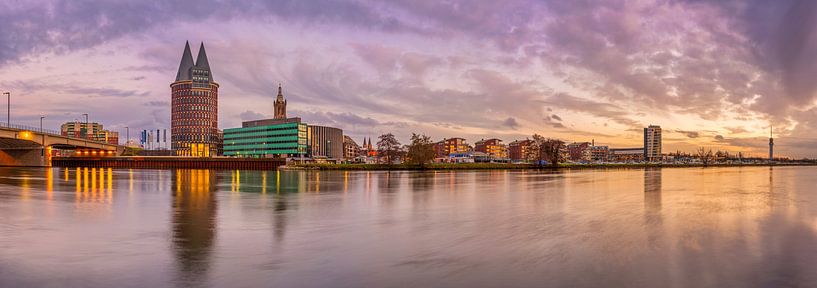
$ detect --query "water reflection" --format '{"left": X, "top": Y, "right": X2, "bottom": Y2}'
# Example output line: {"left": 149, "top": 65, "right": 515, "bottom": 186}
{"left": 3, "top": 167, "right": 817, "bottom": 287}
{"left": 171, "top": 169, "right": 216, "bottom": 287}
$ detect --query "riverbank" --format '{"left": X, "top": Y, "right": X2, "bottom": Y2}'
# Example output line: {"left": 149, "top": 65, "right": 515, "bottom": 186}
{"left": 288, "top": 162, "right": 817, "bottom": 171}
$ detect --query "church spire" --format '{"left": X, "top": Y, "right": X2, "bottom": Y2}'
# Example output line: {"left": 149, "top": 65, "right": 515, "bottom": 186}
{"left": 175, "top": 41, "right": 194, "bottom": 81}
{"left": 274, "top": 83, "right": 287, "bottom": 119}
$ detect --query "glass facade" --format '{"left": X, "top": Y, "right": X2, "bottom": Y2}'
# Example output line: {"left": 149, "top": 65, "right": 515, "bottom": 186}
{"left": 223, "top": 122, "right": 308, "bottom": 157}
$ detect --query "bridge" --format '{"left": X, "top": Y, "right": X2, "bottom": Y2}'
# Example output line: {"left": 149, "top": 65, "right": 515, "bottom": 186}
{"left": 0, "top": 123, "right": 122, "bottom": 167}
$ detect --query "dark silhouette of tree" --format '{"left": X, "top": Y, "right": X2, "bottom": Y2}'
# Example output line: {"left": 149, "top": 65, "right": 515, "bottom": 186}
{"left": 377, "top": 133, "right": 401, "bottom": 165}
{"left": 406, "top": 133, "right": 435, "bottom": 167}
{"left": 697, "top": 147, "right": 714, "bottom": 166}
{"left": 532, "top": 134, "right": 565, "bottom": 167}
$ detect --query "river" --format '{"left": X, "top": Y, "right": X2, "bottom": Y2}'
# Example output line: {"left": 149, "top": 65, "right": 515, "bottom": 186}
{"left": 1, "top": 166, "right": 816, "bottom": 287}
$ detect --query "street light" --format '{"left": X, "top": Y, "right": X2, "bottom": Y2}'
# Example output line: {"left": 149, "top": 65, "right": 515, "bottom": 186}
{"left": 40, "top": 115, "right": 45, "bottom": 156}
{"left": 2, "top": 92, "right": 9, "bottom": 124}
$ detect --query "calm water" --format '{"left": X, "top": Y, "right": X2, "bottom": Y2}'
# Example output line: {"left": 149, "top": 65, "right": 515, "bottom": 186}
{"left": 1, "top": 167, "right": 817, "bottom": 287}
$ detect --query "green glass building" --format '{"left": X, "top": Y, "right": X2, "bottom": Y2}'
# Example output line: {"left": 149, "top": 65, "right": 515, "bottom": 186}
{"left": 223, "top": 118, "right": 308, "bottom": 157}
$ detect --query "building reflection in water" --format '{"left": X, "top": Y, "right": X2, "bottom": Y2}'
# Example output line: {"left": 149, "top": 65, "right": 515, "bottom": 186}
{"left": 643, "top": 167, "right": 663, "bottom": 249}
{"left": 644, "top": 168, "right": 662, "bottom": 213}
{"left": 73, "top": 167, "right": 113, "bottom": 203}
{"left": 171, "top": 169, "right": 217, "bottom": 286}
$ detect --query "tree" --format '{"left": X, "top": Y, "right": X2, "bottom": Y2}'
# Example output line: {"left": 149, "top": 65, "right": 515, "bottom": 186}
{"left": 377, "top": 133, "right": 401, "bottom": 164}
{"left": 406, "top": 133, "right": 435, "bottom": 167}
{"left": 697, "top": 147, "right": 714, "bottom": 166}
{"left": 532, "top": 134, "right": 565, "bottom": 167}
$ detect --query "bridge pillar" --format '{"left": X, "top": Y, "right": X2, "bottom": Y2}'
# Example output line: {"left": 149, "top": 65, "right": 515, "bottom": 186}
{"left": 0, "top": 147, "right": 50, "bottom": 167}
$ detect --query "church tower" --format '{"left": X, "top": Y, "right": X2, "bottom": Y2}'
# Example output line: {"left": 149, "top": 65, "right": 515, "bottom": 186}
{"left": 274, "top": 83, "right": 287, "bottom": 119}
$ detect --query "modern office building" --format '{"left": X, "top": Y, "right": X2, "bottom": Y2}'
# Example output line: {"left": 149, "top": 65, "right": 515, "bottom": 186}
{"left": 433, "top": 138, "right": 469, "bottom": 157}
{"left": 171, "top": 41, "right": 220, "bottom": 157}
{"left": 308, "top": 125, "right": 343, "bottom": 160}
{"left": 60, "top": 121, "right": 119, "bottom": 145}
{"left": 508, "top": 139, "right": 534, "bottom": 161}
{"left": 643, "top": 125, "right": 662, "bottom": 162}
{"left": 474, "top": 138, "right": 508, "bottom": 160}
{"left": 223, "top": 117, "right": 308, "bottom": 158}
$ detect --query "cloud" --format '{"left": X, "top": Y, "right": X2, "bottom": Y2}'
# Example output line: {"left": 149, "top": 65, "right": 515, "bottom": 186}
{"left": 503, "top": 117, "right": 519, "bottom": 129}
{"left": 7, "top": 0, "right": 817, "bottom": 156}
{"left": 144, "top": 101, "right": 168, "bottom": 107}
{"left": 239, "top": 110, "right": 266, "bottom": 121}
{"left": 676, "top": 130, "right": 700, "bottom": 138}
{"left": 725, "top": 126, "right": 749, "bottom": 134}
{"left": 545, "top": 93, "right": 640, "bottom": 128}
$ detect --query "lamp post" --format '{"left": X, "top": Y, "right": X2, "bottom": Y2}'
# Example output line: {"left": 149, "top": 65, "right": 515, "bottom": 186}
{"left": 125, "top": 126, "right": 129, "bottom": 146}
{"left": 40, "top": 115, "right": 45, "bottom": 156}
{"left": 2, "top": 92, "right": 9, "bottom": 125}
{"left": 82, "top": 113, "right": 89, "bottom": 139}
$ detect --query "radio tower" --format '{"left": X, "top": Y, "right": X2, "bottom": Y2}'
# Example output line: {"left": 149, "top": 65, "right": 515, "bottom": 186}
{"left": 769, "top": 126, "right": 774, "bottom": 162}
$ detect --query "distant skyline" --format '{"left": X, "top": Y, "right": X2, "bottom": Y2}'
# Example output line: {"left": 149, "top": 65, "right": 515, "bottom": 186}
{"left": 1, "top": 1, "right": 817, "bottom": 157}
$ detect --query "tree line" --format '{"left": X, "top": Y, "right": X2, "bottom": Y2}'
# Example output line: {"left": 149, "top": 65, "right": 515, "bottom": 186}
{"left": 370, "top": 133, "right": 565, "bottom": 167}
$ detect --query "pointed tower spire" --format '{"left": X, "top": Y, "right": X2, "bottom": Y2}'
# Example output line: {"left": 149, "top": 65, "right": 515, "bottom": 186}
{"left": 175, "top": 41, "right": 195, "bottom": 81}
{"left": 273, "top": 83, "right": 287, "bottom": 119}
{"left": 194, "top": 42, "right": 213, "bottom": 81}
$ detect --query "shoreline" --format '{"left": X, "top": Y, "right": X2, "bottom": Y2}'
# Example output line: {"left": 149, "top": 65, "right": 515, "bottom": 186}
{"left": 287, "top": 162, "right": 817, "bottom": 171}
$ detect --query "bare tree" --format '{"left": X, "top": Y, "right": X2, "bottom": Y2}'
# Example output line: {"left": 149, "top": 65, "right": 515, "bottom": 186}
{"left": 532, "top": 134, "right": 565, "bottom": 167}
{"left": 697, "top": 147, "right": 714, "bottom": 166}
{"left": 377, "top": 133, "right": 401, "bottom": 165}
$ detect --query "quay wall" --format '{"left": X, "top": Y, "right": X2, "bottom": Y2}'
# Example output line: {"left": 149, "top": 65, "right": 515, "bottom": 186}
{"left": 52, "top": 156, "right": 285, "bottom": 170}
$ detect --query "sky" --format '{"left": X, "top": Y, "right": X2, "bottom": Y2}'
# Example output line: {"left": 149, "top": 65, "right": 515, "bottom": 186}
{"left": 2, "top": 0, "right": 817, "bottom": 158}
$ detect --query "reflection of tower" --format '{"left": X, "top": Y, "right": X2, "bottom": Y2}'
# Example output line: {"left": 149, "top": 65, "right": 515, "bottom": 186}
{"left": 644, "top": 168, "right": 662, "bottom": 213}
{"left": 171, "top": 169, "right": 217, "bottom": 285}
{"left": 769, "top": 127, "right": 774, "bottom": 162}
{"left": 643, "top": 168, "right": 663, "bottom": 250}
{"left": 274, "top": 83, "right": 287, "bottom": 119}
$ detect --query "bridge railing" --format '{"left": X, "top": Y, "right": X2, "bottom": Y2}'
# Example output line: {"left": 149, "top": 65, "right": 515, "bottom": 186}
{"left": 0, "top": 122, "right": 119, "bottom": 147}
{"left": 0, "top": 122, "right": 61, "bottom": 135}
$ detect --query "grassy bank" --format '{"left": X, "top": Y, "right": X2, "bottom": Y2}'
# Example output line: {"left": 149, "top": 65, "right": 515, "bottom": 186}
{"left": 288, "top": 162, "right": 817, "bottom": 171}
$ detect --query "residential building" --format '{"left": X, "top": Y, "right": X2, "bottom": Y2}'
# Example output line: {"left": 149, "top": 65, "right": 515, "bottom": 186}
{"left": 433, "top": 137, "right": 469, "bottom": 157}
{"left": 171, "top": 41, "right": 220, "bottom": 157}
{"left": 567, "top": 142, "right": 592, "bottom": 162}
{"left": 474, "top": 138, "right": 508, "bottom": 160}
{"left": 343, "top": 135, "right": 360, "bottom": 160}
{"left": 643, "top": 125, "right": 662, "bottom": 162}
{"left": 591, "top": 145, "right": 609, "bottom": 162}
{"left": 60, "top": 122, "right": 119, "bottom": 145}
{"left": 508, "top": 139, "right": 534, "bottom": 162}
{"left": 308, "top": 125, "right": 343, "bottom": 161}
{"left": 609, "top": 148, "right": 645, "bottom": 163}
